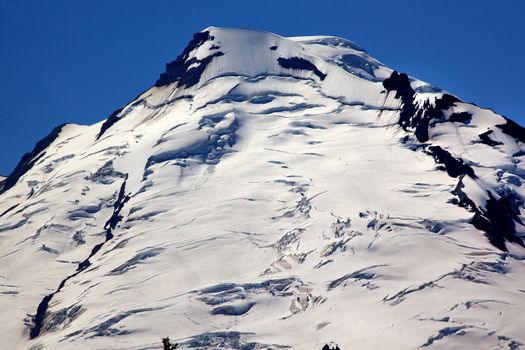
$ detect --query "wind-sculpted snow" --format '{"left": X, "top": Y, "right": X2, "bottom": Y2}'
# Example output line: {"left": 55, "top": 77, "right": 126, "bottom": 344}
{"left": 0, "top": 27, "right": 524, "bottom": 350}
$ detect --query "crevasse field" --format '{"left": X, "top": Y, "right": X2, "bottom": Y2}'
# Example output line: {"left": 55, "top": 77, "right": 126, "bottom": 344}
{"left": 0, "top": 27, "right": 524, "bottom": 349}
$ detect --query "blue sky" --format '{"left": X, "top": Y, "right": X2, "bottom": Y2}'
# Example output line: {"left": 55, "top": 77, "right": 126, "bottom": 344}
{"left": 0, "top": 0, "right": 524, "bottom": 175}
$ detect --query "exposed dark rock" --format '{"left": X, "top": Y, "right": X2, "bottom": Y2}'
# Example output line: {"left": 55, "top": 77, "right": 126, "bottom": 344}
{"left": 383, "top": 71, "right": 524, "bottom": 251}
{"left": 496, "top": 116, "right": 525, "bottom": 143}
{"left": 78, "top": 176, "right": 130, "bottom": 271}
{"left": 479, "top": 130, "right": 503, "bottom": 146}
{"left": 30, "top": 293, "right": 55, "bottom": 339}
{"left": 269, "top": 45, "right": 278, "bottom": 51}
{"left": 436, "top": 94, "right": 461, "bottom": 109}
{"left": 96, "top": 107, "right": 123, "bottom": 140}
{"left": 449, "top": 111, "right": 472, "bottom": 124}
{"left": 103, "top": 178, "right": 131, "bottom": 232}
{"left": 383, "top": 71, "right": 459, "bottom": 142}
{"left": 427, "top": 146, "right": 476, "bottom": 178}
{"left": 1, "top": 124, "right": 65, "bottom": 194}
{"left": 30, "top": 178, "right": 130, "bottom": 339}
{"left": 416, "top": 94, "right": 460, "bottom": 140}
{"left": 156, "top": 31, "right": 224, "bottom": 88}
{"left": 0, "top": 203, "right": 19, "bottom": 218}
{"left": 472, "top": 191, "right": 524, "bottom": 251}
{"left": 453, "top": 178, "right": 524, "bottom": 251}
{"left": 277, "top": 56, "right": 327, "bottom": 80}
{"left": 496, "top": 185, "right": 524, "bottom": 214}
{"left": 383, "top": 71, "right": 420, "bottom": 139}
{"left": 96, "top": 94, "right": 150, "bottom": 140}
{"left": 383, "top": 71, "right": 413, "bottom": 98}
{"left": 38, "top": 304, "right": 82, "bottom": 335}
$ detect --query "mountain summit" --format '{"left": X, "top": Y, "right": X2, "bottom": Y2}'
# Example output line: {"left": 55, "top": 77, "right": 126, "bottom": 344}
{"left": 1, "top": 27, "right": 524, "bottom": 349}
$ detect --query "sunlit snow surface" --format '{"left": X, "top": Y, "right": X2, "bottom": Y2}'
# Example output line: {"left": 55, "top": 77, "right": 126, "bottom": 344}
{"left": 1, "top": 27, "right": 524, "bottom": 350}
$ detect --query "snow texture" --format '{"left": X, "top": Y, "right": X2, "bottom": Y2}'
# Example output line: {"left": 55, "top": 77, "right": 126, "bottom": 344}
{"left": 0, "top": 27, "right": 524, "bottom": 350}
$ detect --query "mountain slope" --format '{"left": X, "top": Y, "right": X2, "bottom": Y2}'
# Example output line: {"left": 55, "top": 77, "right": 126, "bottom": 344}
{"left": 0, "top": 27, "right": 524, "bottom": 350}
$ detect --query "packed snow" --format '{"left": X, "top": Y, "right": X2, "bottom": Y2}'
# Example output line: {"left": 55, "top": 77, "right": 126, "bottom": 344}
{"left": 0, "top": 27, "right": 524, "bottom": 350}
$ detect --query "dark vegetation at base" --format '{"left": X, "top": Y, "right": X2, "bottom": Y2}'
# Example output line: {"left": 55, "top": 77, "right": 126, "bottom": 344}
{"left": 277, "top": 57, "right": 327, "bottom": 81}
{"left": 384, "top": 70, "right": 525, "bottom": 251}
{"left": 0, "top": 124, "right": 65, "bottom": 194}
{"left": 322, "top": 345, "right": 341, "bottom": 350}
{"left": 163, "top": 331, "right": 344, "bottom": 349}
{"left": 156, "top": 31, "right": 224, "bottom": 88}
{"left": 30, "top": 178, "right": 130, "bottom": 339}
{"left": 162, "top": 337, "right": 178, "bottom": 349}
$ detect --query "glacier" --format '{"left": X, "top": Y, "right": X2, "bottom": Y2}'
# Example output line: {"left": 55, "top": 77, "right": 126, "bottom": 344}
{"left": 0, "top": 27, "right": 524, "bottom": 349}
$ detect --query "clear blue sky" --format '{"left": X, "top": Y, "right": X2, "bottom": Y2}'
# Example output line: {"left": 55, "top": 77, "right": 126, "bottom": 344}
{"left": 1, "top": 0, "right": 524, "bottom": 175}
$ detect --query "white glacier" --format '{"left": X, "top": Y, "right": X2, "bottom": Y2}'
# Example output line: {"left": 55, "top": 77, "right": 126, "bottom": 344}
{"left": 0, "top": 27, "right": 524, "bottom": 350}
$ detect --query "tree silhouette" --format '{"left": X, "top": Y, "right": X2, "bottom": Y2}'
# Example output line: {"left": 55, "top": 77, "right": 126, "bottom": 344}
{"left": 162, "top": 337, "right": 178, "bottom": 350}
{"left": 322, "top": 345, "right": 341, "bottom": 350}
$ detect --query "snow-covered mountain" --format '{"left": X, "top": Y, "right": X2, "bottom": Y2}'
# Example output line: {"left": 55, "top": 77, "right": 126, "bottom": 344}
{"left": 1, "top": 27, "right": 525, "bottom": 350}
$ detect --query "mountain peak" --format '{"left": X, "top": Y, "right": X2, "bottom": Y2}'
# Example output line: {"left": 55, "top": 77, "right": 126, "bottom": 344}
{"left": 1, "top": 28, "right": 524, "bottom": 350}
{"left": 154, "top": 27, "right": 331, "bottom": 90}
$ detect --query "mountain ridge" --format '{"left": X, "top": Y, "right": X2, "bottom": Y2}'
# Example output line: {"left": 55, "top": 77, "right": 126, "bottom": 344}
{"left": 1, "top": 27, "right": 524, "bottom": 350}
